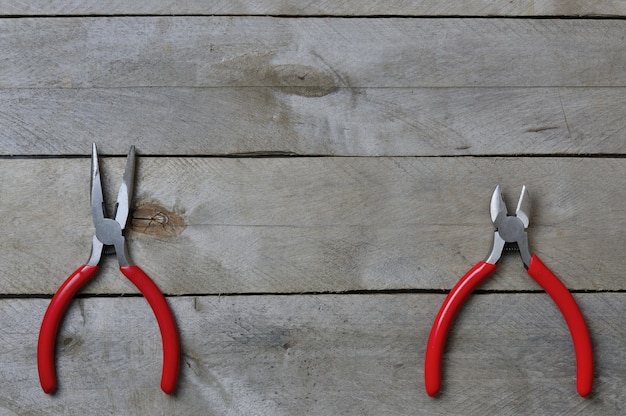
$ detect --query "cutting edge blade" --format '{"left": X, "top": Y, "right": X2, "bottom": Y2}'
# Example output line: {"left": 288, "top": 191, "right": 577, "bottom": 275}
{"left": 490, "top": 184, "right": 508, "bottom": 224}
{"left": 515, "top": 185, "right": 531, "bottom": 228}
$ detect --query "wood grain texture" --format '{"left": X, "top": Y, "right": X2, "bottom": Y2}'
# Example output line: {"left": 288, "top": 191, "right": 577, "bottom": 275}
{"left": 1, "top": 6, "right": 624, "bottom": 415}
{"left": 2, "top": 157, "right": 624, "bottom": 295}
{"left": 1, "top": 294, "right": 622, "bottom": 415}
{"left": 1, "top": 18, "right": 624, "bottom": 89}
{"left": 1, "top": 1, "right": 625, "bottom": 16}
{"left": 1, "top": 87, "right": 625, "bottom": 156}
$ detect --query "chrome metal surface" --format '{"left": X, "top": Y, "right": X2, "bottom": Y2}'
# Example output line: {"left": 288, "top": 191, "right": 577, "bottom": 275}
{"left": 90, "top": 143, "right": 107, "bottom": 224}
{"left": 88, "top": 143, "right": 133, "bottom": 267}
{"left": 114, "top": 145, "right": 135, "bottom": 230}
{"left": 515, "top": 185, "right": 530, "bottom": 228}
{"left": 484, "top": 185, "right": 532, "bottom": 267}
{"left": 490, "top": 184, "right": 507, "bottom": 224}
{"left": 86, "top": 236, "right": 103, "bottom": 266}
{"left": 485, "top": 232, "right": 506, "bottom": 264}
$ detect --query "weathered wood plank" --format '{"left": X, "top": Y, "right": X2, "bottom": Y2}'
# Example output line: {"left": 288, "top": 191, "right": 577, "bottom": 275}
{"left": 1, "top": 157, "right": 624, "bottom": 294}
{"left": 1, "top": 1, "right": 625, "bottom": 17}
{"left": 1, "top": 294, "right": 623, "bottom": 415}
{"left": 1, "top": 87, "right": 625, "bottom": 156}
{"left": 1, "top": 18, "right": 624, "bottom": 89}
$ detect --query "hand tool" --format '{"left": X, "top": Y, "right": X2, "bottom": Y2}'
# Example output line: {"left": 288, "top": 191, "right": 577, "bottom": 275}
{"left": 424, "top": 185, "right": 593, "bottom": 397}
{"left": 37, "top": 144, "right": 180, "bottom": 394}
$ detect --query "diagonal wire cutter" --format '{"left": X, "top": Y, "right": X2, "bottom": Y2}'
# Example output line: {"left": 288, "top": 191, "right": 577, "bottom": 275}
{"left": 37, "top": 144, "right": 180, "bottom": 394}
{"left": 424, "top": 185, "right": 593, "bottom": 397}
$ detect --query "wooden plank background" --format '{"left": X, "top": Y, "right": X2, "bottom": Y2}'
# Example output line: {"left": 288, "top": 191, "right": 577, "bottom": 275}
{"left": 1, "top": 1, "right": 626, "bottom": 16}
{"left": 0, "top": 2, "right": 624, "bottom": 415}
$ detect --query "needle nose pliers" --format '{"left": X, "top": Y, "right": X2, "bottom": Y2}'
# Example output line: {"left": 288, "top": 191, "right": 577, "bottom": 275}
{"left": 424, "top": 185, "right": 593, "bottom": 397}
{"left": 37, "top": 144, "right": 180, "bottom": 394}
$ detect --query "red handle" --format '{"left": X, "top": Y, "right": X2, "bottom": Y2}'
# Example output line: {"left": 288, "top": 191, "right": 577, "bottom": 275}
{"left": 120, "top": 265, "right": 180, "bottom": 394}
{"left": 38, "top": 264, "right": 99, "bottom": 394}
{"left": 526, "top": 254, "right": 594, "bottom": 397}
{"left": 424, "top": 261, "right": 497, "bottom": 396}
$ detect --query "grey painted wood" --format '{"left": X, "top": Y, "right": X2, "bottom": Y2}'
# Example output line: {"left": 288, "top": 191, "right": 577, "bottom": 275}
{"left": 1, "top": 87, "right": 624, "bottom": 156}
{"left": 1, "top": 1, "right": 625, "bottom": 16}
{"left": 2, "top": 157, "right": 623, "bottom": 295}
{"left": 0, "top": 7, "right": 623, "bottom": 415}
{"left": 1, "top": 294, "right": 622, "bottom": 415}
{"left": 1, "top": 18, "right": 624, "bottom": 89}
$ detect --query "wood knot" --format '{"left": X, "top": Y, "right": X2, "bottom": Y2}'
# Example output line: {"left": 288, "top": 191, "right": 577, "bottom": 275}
{"left": 60, "top": 336, "right": 84, "bottom": 354}
{"left": 269, "top": 64, "right": 339, "bottom": 97}
{"left": 130, "top": 203, "right": 187, "bottom": 237}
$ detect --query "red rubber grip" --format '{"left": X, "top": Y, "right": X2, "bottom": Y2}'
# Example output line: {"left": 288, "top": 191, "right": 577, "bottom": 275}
{"left": 120, "top": 265, "right": 180, "bottom": 394}
{"left": 424, "top": 261, "right": 497, "bottom": 396}
{"left": 38, "top": 264, "right": 99, "bottom": 394}
{"left": 526, "top": 254, "right": 594, "bottom": 397}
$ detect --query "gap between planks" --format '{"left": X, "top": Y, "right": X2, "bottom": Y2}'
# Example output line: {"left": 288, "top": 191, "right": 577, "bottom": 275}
{"left": 3, "top": 289, "right": 623, "bottom": 300}
{"left": 2, "top": 14, "right": 626, "bottom": 18}
{"left": 2, "top": 154, "right": 626, "bottom": 160}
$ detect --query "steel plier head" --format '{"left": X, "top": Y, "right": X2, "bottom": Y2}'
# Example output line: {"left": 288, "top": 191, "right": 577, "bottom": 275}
{"left": 37, "top": 144, "right": 180, "bottom": 394}
{"left": 486, "top": 184, "right": 531, "bottom": 267}
{"left": 424, "top": 185, "right": 593, "bottom": 397}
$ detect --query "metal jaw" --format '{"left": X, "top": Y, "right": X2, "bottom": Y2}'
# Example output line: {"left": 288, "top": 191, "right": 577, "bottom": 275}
{"left": 87, "top": 144, "right": 136, "bottom": 267}
{"left": 485, "top": 185, "right": 532, "bottom": 268}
